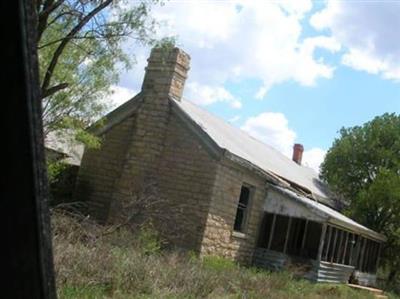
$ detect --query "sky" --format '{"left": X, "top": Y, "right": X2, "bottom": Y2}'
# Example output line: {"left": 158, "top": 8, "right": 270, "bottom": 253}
{"left": 108, "top": 0, "right": 400, "bottom": 173}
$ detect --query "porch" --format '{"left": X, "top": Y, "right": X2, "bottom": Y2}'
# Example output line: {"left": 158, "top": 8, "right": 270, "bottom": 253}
{"left": 252, "top": 185, "right": 386, "bottom": 287}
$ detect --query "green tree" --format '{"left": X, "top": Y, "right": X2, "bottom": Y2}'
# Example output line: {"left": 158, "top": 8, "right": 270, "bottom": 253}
{"left": 36, "top": 0, "right": 169, "bottom": 145}
{"left": 320, "top": 113, "right": 400, "bottom": 284}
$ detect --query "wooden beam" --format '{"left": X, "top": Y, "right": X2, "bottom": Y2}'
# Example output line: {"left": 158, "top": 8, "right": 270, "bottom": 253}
{"left": 283, "top": 217, "right": 292, "bottom": 254}
{"left": 349, "top": 234, "right": 355, "bottom": 266}
{"left": 335, "top": 230, "right": 344, "bottom": 263}
{"left": 375, "top": 242, "right": 382, "bottom": 273}
{"left": 362, "top": 240, "right": 370, "bottom": 272}
{"left": 267, "top": 214, "right": 276, "bottom": 250}
{"left": 317, "top": 223, "right": 327, "bottom": 263}
{"left": 358, "top": 238, "right": 367, "bottom": 271}
{"left": 330, "top": 228, "right": 338, "bottom": 263}
{"left": 301, "top": 219, "right": 309, "bottom": 250}
{"left": 323, "top": 226, "right": 332, "bottom": 261}
{"left": 342, "top": 232, "right": 349, "bottom": 265}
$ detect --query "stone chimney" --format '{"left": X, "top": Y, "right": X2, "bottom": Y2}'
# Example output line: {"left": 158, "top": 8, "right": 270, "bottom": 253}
{"left": 141, "top": 47, "right": 190, "bottom": 101}
{"left": 292, "top": 143, "right": 304, "bottom": 165}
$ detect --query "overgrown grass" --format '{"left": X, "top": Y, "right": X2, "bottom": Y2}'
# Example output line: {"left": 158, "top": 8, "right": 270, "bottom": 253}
{"left": 52, "top": 211, "right": 397, "bottom": 299}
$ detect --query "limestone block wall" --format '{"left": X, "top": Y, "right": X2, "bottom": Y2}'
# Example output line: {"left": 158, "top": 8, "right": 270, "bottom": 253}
{"left": 156, "top": 112, "right": 218, "bottom": 250}
{"left": 107, "top": 98, "right": 218, "bottom": 251}
{"left": 201, "top": 160, "right": 267, "bottom": 264}
{"left": 74, "top": 115, "right": 136, "bottom": 222}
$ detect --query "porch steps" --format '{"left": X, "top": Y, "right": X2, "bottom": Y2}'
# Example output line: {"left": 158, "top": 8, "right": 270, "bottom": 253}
{"left": 347, "top": 283, "right": 387, "bottom": 299}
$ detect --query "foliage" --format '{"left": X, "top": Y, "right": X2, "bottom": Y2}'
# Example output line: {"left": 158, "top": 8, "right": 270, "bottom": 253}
{"left": 320, "top": 113, "right": 400, "bottom": 283}
{"left": 36, "top": 0, "right": 170, "bottom": 145}
{"left": 47, "top": 159, "right": 68, "bottom": 184}
{"left": 135, "top": 224, "right": 162, "bottom": 255}
{"left": 202, "top": 255, "right": 238, "bottom": 272}
{"left": 52, "top": 211, "right": 393, "bottom": 299}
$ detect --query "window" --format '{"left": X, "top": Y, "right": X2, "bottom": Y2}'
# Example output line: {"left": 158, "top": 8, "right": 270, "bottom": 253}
{"left": 233, "top": 185, "right": 252, "bottom": 232}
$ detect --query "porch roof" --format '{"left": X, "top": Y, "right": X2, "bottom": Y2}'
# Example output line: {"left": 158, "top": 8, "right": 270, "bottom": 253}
{"left": 269, "top": 185, "right": 386, "bottom": 242}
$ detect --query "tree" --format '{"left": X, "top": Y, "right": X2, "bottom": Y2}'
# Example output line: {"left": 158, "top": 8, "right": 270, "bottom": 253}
{"left": 36, "top": 0, "right": 168, "bottom": 145}
{"left": 320, "top": 113, "right": 400, "bottom": 284}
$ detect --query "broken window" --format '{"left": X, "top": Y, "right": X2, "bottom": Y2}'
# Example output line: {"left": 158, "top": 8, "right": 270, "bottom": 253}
{"left": 233, "top": 185, "right": 252, "bottom": 232}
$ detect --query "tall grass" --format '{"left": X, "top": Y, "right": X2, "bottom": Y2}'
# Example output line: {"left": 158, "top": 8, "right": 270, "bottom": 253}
{"left": 52, "top": 210, "right": 394, "bottom": 299}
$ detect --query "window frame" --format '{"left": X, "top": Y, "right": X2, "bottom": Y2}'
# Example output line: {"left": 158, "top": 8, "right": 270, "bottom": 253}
{"left": 233, "top": 183, "right": 254, "bottom": 233}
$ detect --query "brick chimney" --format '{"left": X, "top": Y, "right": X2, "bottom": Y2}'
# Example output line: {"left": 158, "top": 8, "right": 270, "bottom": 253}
{"left": 292, "top": 143, "right": 304, "bottom": 165}
{"left": 141, "top": 47, "right": 190, "bottom": 101}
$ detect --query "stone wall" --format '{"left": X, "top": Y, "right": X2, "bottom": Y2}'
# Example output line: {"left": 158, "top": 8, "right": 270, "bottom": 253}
{"left": 156, "top": 112, "right": 218, "bottom": 250}
{"left": 74, "top": 115, "right": 136, "bottom": 222}
{"left": 201, "top": 159, "right": 267, "bottom": 264}
{"left": 106, "top": 100, "right": 217, "bottom": 251}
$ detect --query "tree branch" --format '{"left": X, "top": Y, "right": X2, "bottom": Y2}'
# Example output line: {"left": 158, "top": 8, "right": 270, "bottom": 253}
{"left": 37, "top": 0, "right": 65, "bottom": 42}
{"left": 42, "top": 82, "right": 69, "bottom": 98}
{"left": 40, "top": 0, "right": 112, "bottom": 99}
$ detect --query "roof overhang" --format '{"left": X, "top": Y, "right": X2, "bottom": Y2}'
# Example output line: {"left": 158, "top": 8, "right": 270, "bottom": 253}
{"left": 265, "top": 184, "right": 386, "bottom": 242}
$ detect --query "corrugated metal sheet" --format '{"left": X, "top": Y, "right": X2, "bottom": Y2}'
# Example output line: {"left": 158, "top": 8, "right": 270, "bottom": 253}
{"left": 173, "top": 98, "right": 331, "bottom": 201}
{"left": 252, "top": 248, "right": 355, "bottom": 284}
{"left": 45, "top": 130, "right": 84, "bottom": 166}
{"left": 252, "top": 248, "right": 287, "bottom": 271}
{"left": 313, "top": 261, "right": 355, "bottom": 284}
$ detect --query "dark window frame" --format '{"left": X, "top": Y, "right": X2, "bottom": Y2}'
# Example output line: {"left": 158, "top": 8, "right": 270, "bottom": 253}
{"left": 233, "top": 184, "right": 254, "bottom": 233}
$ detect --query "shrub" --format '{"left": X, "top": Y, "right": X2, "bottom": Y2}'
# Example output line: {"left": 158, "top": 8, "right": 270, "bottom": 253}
{"left": 52, "top": 211, "right": 393, "bottom": 299}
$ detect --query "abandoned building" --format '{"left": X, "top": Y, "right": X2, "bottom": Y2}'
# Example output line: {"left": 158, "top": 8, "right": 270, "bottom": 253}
{"left": 74, "top": 47, "right": 386, "bottom": 287}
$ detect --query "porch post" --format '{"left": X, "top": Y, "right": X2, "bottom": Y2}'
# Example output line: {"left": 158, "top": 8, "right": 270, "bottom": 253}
{"left": 348, "top": 234, "right": 355, "bottom": 266}
{"left": 341, "top": 232, "right": 349, "bottom": 264}
{"left": 283, "top": 217, "right": 292, "bottom": 254}
{"left": 330, "top": 228, "right": 338, "bottom": 263}
{"left": 267, "top": 214, "right": 276, "bottom": 250}
{"left": 323, "top": 226, "right": 332, "bottom": 261}
{"left": 301, "top": 220, "right": 309, "bottom": 250}
{"left": 317, "top": 223, "right": 327, "bottom": 263}
{"left": 375, "top": 242, "right": 382, "bottom": 273}
{"left": 359, "top": 238, "right": 367, "bottom": 271}
{"left": 335, "top": 230, "right": 344, "bottom": 263}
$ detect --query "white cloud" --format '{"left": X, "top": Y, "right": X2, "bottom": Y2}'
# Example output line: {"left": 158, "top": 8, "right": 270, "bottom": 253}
{"left": 120, "top": 0, "right": 339, "bottom": 105}
{"left": 241, "top": 111, "right": 326, "bottom": 172}
{"left": 228, "top": 115, "right": 241, "bottom": 123}
{"left": 107, "top": 85, "right": 137, "bottom": 111}
{"left": 241, "top": 112, "right": 296, "bottom": 156}
{"left": 186, "top": 82, "right": 242, "bottom": 109}
{"left": 302, "top": 147, "right": 326, "bottom": 173}
{"left": 311, "top": 1, "right": 400, "bottom": 81}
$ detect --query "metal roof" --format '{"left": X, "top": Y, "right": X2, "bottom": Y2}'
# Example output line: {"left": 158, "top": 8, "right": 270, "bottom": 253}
{"left": 45, "top": 131, "right": 84, "bottom": 166}
{"left": 173, "top": 98, "right": 331, "bottom": 201}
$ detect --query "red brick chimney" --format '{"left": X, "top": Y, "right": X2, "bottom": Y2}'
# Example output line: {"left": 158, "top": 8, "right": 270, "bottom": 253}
{"left": 292, "top": 143, "right": 304, "bottom": 165}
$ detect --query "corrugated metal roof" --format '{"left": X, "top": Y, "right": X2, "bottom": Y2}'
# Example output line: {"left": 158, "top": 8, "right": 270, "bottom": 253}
{"left": 173, "top": 98, "right": 331, "bottom": 200}
{"left": 45, "top": 131, "right": 84, "bottom": 166}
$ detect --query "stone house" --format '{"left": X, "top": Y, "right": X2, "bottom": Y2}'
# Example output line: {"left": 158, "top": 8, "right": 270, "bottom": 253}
{"left": 74, "top": 47, "right": 386, "bottom": 287}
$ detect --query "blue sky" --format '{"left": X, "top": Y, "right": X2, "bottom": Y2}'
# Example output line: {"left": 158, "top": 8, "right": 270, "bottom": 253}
{"left": 110, "top": 1, "right": 400, "bottom": 173}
